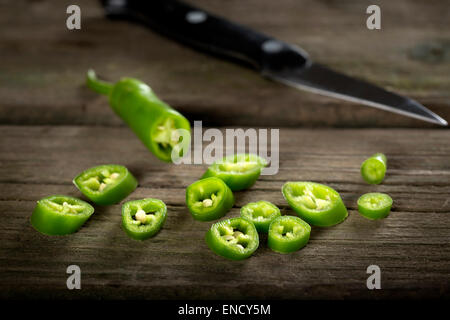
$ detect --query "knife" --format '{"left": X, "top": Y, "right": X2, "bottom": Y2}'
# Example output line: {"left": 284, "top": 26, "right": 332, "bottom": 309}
{"left": 100, "top": 0, "right": 447, "bottom": 126}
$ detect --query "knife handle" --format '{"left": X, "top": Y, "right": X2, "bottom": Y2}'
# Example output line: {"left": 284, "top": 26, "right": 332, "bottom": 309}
{"left": 101, "top": 0, "right": 309, "bottom": 71}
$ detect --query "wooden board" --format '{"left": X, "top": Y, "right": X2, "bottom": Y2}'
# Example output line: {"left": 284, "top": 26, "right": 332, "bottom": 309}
{"left": 1, "top": 0, "right": 449, "bottom": 127}
{"left": 0, "top": 0, "right": 449, "bottom": 300}
{"left": 1, "top": 126, "right": 449, "bottom": 299}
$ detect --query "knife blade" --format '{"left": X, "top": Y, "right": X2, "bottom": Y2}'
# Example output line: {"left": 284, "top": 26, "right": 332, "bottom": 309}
{"left": 100, "top": 0, "right": 447, "bottom": 126}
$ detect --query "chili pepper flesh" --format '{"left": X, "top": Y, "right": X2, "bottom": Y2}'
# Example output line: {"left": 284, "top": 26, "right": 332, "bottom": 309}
{"left": 240, "top": 200, "right": 281, "bottom": 233}
{"left": 205, "top": 217, "right": 259, "bottom": 260}
{"left": 268, "top": 216, "right": 311, "bottom": 253}
{"left": 73, "top": 164, "right": 137, "bottom": 205}
{"left": 122, "top": 198, "right": 167, "bottom": 240}
{"left": 361, "top": 153, "right": 387, "bottom": 184}
{"left": 30, "top": 195, "right": 94, "bottom": 235}
{"left": 358, "top": 192, "right": 393, "bottom": 220}
{"left": 86, "top": 70, "right": 191, "bottom": 162}
{"left": 202, "top": 153, "right": 267, "bottom": 191}
{"left": 282, "top": 181, "right": 348, "bottom": 227}
{"left": 186, "top": 177, "right": 234, "bottom": 221}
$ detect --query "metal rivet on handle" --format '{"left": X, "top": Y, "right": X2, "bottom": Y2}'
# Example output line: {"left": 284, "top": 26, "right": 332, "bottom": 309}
{"left": 262, "top": 40, "right": 283, "bottom": 53}
{"left": 186, "top": 11, "right": 207, "bottom": 24}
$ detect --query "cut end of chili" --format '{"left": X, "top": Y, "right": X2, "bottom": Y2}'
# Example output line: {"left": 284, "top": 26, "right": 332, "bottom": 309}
{"left": 151, "top": 113, "right": 191, "bottom": 162}
{"left": 361, "top": 153, "right": 387, "bottom": 185}
{"left": 30, "top": 195, "right": 95, "bottom": 236}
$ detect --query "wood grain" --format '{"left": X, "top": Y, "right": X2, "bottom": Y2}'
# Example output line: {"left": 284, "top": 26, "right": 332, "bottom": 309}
{"left": 0, "top": 0, "right": 449, "bottom": 301}
{"left": 0, "top": 126, "right": 449, "bottom": 299}
{"left": 0, "top": 0, "right": 449, "bottom": 127}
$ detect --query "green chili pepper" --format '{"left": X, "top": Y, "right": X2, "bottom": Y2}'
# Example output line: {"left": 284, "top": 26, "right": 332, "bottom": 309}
{"left": 282, "top": 181, "right": 348, "bottom": 227}
{"left": 186, "top": 177, "right": 234, "bottom": 221}
{"left": 361, "top": 153, "right": 387, "bottom": 184}
{"left": 357, "top": 192, "right": 393, "bottom": 220}
{"left": 30, "top": 195, "right": 94, "bottom": 235}
{"left": 202, "top": 153, "right": 267, "bottom": 191}
{"left": 240, "top": 200, "right": 281, "bottom": 233}
{"left": 73, "top": 164, "right": 138, "bottom": 205}
{"left": 86, "top": 70, "right": 191, "bottom": 162}
{"left": 267, "top": 216, "right": 311, "bottom": 254}
{"left": 205, "top": 217, "right": 259, "bottom": 260}
{"left": 122, "top": 198, "right": 167, "bottom": 240}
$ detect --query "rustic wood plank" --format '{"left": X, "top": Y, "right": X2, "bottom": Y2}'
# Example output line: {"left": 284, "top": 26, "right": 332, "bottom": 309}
{"left": 1, "top": 0, "right": 449, "bottom": 127}
{"left": 0, "top": 125, "right": 449, "bottom": 299}
{"left": 1, "top": 125, "right": 449, "bottom": 185}
{"left": 1, "top": 0, "right": 449, "bottom": 301}
{"left": 1, "top": 199, "right": 449, "bottom": 299}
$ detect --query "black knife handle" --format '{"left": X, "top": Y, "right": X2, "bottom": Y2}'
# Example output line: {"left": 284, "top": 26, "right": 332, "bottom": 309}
{"left": 101, "top": 0, "right": 309, "bottom": 71}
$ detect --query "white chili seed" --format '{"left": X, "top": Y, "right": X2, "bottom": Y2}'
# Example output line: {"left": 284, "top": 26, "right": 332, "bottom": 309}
{"left": 233, "top": 231, "right": 244, "bottom": 238}
{"left": 203, "top": 199, "right": 213, "bottom": 207}
{"left": 222, "top": 235, "right": 235, "bottom": 241}
{"left": 110, "top": 173, "right": 120, "bottom": 179}
{"left": 135, "top": 209, "right": 147, "bottom": 223}
{"left": 171, "top": 130, "right": 181, "bottom": 142}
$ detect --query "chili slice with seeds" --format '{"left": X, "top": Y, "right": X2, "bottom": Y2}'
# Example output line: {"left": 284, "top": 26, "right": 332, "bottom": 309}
{"left": 73, "top": 164, "right": 137, "bottom": 205}
{"left": 205, "top": 217, "right": 259, "bottom": 260}
{"left": 186, "top": 177, "right": 234, "bottom": 221}
{"left": 122, "top": 198, "right": 167, "bottom": 240}
{"left": 240, "top": 200, "right": 281, "bottom": 233}
{"left": 202, "top": 153, "right": 267, "bottom": 191}
{"left": 357, "top": 192, "right": 393, "bottom": 220}
{"left": 282, "top": 181, "right": 348, "bottom": 227}
{"left": 268, "top": 216, "right": 311, "bottom": 253}
{"left": 30, "top": 195, "right": 94, "bottom": 235}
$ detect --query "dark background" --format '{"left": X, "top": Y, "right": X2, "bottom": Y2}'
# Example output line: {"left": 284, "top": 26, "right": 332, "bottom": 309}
{"left": 0, "top": 0, "right": 449, "bottom": 300}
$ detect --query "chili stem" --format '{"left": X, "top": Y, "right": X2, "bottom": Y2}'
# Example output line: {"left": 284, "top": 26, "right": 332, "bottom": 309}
{"left": 86, "top": 69, "right": 113, "bottom": 95}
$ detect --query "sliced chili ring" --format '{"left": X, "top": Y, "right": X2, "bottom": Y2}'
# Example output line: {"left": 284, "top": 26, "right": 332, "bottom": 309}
{"left": 361, "top": 153, "right": 387, "bottom": 185}
{"left": 240, "top": 200, "right": 281, "bottom": 233}
{"left": 357, "top": 192, "right": 393, "bottom": 220}
{"left": 122, "top": 198, "right": 167, "bottom": 240}
{"left": 268, "top": 216, "right": 311, "bottom": 253}
{"left": 186, "top": 177, "right": 234, "bottom": 221}
{"left": 202, "top": 153, "right": 267, "bottom": 191}
{"left": 73, "top": 164, "right": 138, "bottom": 205}
{"left": 30, "top": 195, "right": 95, "bottom": 235}
{"left": 205, "top": 217, "right": 259, "bottom": 260}
{"left": 282, "top": 181, "right": 348, "bottom": 227}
